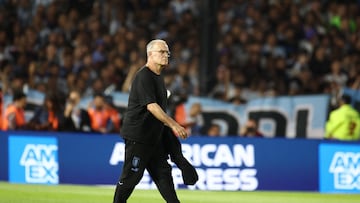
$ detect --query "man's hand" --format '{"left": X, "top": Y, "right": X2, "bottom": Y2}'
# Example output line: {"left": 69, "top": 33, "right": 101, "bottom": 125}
{"left": 147, "top": 102, "right": 189, "bottom": 139}
{"left": 171, "top": 124, "right": 188, "bottom": 139}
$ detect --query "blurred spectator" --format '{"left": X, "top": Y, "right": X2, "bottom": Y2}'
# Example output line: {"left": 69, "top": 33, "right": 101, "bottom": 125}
{"left": 121, "top": 61, "right": 142, "bottom": 92}
{"left": 28, "top": 92, "right": 63, "bottom": 131}
{"left": 206, "top": 123, "right": 221, "bottom": 137}
{"left": 172, "top": 92, "right": 188, "bottom": 128}
{"left": 346, "top": 62, "right": 360, "bottom": 90}
{"left": 62, "top": 89, "right": 92, "bottom": 132}
{"left": 308, "top": 46, "right": 330, "bottom": 80}
{"left": 239, "top": 118, "right": 264, "bottom": 138}
{"left": 209, "top": 65, "right": 235, "bottom": 101}
{"left": 92, "top": 38, "right": 107, "bottom": 67}
{"left": 170, "top": 92, "right": 204, "bottom": 136}
{"left": 104, "top": 95, "right": 121, "bottom": 133}
{"left": 323, "top": 60, "right": 348, "bottom": 89}
{"left": 83, "top": 78, "right": 105, "bottom": 97}
{"left": 324, "top": 60, "right": 349, "bottom": 107}
{"left": 167, "top": 62, "right": 197, "bottom": 96}
{"left": 186, "top": 102, "right": 204, "bottom": 136}
{"left": 87, "top": 93, "right": 113, "bottom": 134}
{"left": 325, "top": 94, "right": 360, "bottom": 141}
{"left": 170, "top": 0, "right": 196, "bottom": 19}
{"left": 2, "top": 91, "right": 27, "bottom": 130}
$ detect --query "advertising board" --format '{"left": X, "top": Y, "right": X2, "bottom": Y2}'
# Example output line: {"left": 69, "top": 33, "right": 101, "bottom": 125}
{"left": 0, "top": 131, "right": 323, "bottom": 191}
{"left": 8, "top": 135, "right": 58, "bottom": 184}
{"left": 319, "top": 143, "right": 360, "bottom": 193}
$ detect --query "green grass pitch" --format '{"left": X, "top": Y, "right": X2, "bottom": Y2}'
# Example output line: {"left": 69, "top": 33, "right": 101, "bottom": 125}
{"left": 1, "top": 182, "right": 360, "bottom": 203}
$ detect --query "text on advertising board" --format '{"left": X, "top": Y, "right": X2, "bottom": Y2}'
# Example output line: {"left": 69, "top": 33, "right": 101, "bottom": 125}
{"left": 109, "top": 142, "right": 258, "bottom": 191}
{"left": 329, "top": 152, "right": 360, "bottom": 190}
{"left": 9, "top": 136, "right": 58, "bottom": 184}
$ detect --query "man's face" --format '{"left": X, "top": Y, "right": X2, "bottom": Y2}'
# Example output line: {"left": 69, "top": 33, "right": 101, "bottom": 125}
{"left": 149, "top": 42, "right": 170, "bottom": 66}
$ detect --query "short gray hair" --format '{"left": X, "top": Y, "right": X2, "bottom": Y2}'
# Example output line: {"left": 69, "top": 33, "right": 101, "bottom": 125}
{"left": 146, "top": 39, "right": 166, "bottom": 54}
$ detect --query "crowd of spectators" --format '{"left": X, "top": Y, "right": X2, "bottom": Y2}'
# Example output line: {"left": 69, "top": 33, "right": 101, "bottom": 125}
{"left": 212, "top": 0, "right": 360, "bottom": 108}
{"left": 0, "top": 0, "right": 201, "bottom": 99}
{"left": 0, "top": 0, "right": 360, "bottom": 136}
{"left": 1, "top": 89, "right": 120, "bottom": 134}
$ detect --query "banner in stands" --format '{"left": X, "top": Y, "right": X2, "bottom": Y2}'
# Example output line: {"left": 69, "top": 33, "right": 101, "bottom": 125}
{"left": 319, "top": 143, "right": 360, "bottom": 193}
{"left": 0, "top": 131, "right": 319, "bottom": 191}
{"left": 185, "top": 94, "right": 329, "bottom": 139}
{"left": 3, "top": 90, "right": 330, "bottom": 139}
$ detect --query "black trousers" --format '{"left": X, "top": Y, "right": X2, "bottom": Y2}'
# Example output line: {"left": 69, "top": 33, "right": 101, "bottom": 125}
{"left": 113, "top": 139, "right": 180, "bottom": 203}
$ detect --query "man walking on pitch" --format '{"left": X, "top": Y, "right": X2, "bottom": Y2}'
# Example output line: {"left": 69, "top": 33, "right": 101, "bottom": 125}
{"left": 113, "top": 39, "right": 189, "bottom": 203}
